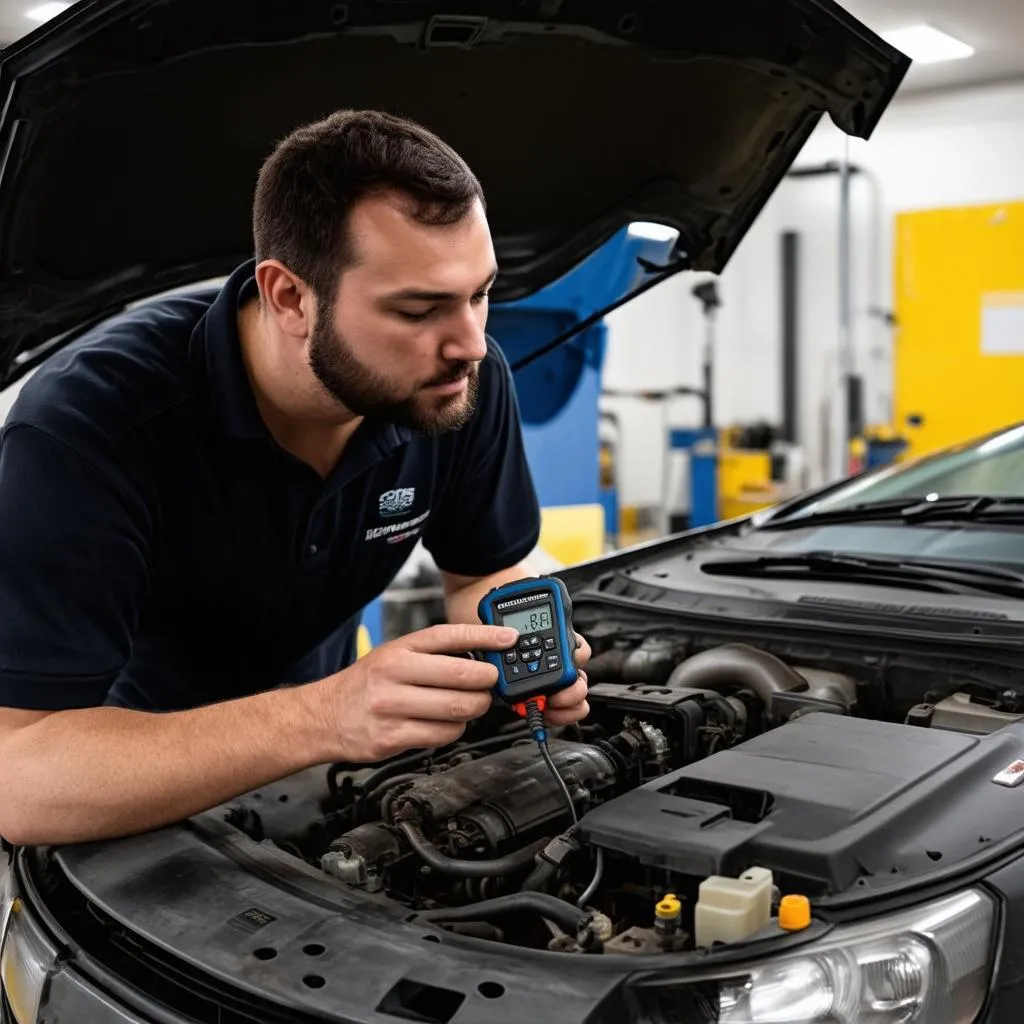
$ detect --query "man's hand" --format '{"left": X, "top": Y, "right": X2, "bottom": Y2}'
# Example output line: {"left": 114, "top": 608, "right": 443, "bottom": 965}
{"left": 319, "top": 623, "right": 518, "bottom": 763}
{"left": 544, "top": 631, "right": 591, "bottom": 727}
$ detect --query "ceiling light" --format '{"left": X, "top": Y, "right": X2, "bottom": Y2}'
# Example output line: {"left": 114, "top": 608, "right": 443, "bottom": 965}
{"left": 24, "top": 2, "right": 70, "bottom": 22}
{"left": 880, "top": 25, "right": 974, "bottom": 64}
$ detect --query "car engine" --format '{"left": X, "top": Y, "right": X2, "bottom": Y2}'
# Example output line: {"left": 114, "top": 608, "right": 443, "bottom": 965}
{"left": 221, "top": 632, "right": 1024, "bottom": 955}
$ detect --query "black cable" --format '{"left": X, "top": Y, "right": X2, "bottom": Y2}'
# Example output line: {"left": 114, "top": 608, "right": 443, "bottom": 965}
{"left": 397, "top": 821, "right": 547, "bottom": 879}
{"left": 509, "top": 258, "right": 690, "bottom": 372}
{"left": 540, "top": 742, "right": 578, "bottom": 828}
{"left": 525, "top": 700, "right": 577, "bottom": 828}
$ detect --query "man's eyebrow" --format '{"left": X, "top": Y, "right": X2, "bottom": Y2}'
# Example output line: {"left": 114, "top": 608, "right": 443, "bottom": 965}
{"left": 382, "top": 266, "right": 499, "bottom": 303}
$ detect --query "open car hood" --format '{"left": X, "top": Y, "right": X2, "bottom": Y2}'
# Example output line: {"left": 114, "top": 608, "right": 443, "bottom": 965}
{"left": 0, "top": 0, "right": 908, "bottom": 382}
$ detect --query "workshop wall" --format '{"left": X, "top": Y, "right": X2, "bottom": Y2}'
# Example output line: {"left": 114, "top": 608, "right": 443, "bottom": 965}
{"left": 603, "top": 79, "right": 1024, "bottom": 509}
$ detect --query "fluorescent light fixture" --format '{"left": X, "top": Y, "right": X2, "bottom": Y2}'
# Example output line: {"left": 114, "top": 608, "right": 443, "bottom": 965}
{"left": 24, "top": 2, "right": 70, "bottom": 22}
{"left": 881, "top": 24, "right": 974, "bottom": 64}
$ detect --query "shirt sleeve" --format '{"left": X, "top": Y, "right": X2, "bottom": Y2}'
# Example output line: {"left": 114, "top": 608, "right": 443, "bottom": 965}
{"left": 422, "top": 341, "right": 541, "bottom": 577}
{"left": 0, "top": 423, "right": 152, "bottom": 710}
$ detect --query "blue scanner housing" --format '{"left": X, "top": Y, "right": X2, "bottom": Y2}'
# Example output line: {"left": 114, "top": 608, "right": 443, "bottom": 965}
{"left": 478, "top": 576, "right": 578, "bottom": 704}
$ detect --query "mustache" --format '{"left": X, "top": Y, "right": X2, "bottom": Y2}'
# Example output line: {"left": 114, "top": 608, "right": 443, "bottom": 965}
{"left": 421, "top": 362, "right": 474, "bottom": 389}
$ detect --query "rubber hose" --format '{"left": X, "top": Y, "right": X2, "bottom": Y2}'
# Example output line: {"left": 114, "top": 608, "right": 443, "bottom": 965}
{"left": 667, "top": 643, "right": 806, "bottom": 714}
{"left": 418, "top": 891, "right": 588, "bottom": 935}
{"left": 583, "top": 647, "right": 631, "bottom": 684}
{"left": 522, "top": 858, "right": 558, "bottom": 892}
{"left": 398, "top": 822, "right": 547, "bottom": 879}
{"left": 365, "top": 773, "right": 423, "bottom": 806}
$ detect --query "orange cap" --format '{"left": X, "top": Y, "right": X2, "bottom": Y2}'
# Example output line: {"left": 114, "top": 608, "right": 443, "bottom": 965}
{"left": 778, "top": 894, "right": 811, "bottom": 931}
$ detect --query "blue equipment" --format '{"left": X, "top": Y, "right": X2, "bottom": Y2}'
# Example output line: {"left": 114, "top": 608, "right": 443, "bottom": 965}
{"left": 669, "top": 426, "right": 718, "bottom": 529}
{"left": 487, "top": 225, "right": 678, "bottom": 513}
{"left": 476, "top": 576, "right": 578, "bottom": 707}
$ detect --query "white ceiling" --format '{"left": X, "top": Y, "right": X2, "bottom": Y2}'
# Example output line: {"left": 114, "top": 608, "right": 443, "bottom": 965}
{"left": 843, "top": 0, "right": 1024, "bottom": 94}
{"left": 0, "top": 1, "right": 1022, "bottom": 97}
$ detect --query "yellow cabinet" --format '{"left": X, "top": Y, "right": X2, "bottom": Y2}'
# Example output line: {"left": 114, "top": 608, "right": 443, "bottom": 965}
{"left": 894, "top": 201, "right": 1024, "bottom": 459}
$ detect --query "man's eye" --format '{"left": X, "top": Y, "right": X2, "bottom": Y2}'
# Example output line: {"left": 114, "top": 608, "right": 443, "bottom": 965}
{"left": 471, "top": 291, "right": 491, "bottom": 305}
{"left": 397, "top": 309, "right": 433, "bottom": 323}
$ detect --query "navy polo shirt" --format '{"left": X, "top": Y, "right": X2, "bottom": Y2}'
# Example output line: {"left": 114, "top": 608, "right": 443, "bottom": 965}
{"left": 0, "top": 261, "right": 540, "bottom": 712}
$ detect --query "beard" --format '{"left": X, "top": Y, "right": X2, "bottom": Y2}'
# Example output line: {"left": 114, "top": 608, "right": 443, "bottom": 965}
{"left": 309, "top": 316, "right": 480, "bottom": 435}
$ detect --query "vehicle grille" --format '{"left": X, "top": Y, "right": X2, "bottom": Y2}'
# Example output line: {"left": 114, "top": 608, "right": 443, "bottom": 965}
{"left": 32, "top": 852, "right": 327, "bottom": 1024}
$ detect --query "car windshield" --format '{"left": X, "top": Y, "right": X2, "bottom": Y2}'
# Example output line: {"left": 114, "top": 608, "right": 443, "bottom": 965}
{"left": 775, "top": 423, "right": 1024, "bottom": 522}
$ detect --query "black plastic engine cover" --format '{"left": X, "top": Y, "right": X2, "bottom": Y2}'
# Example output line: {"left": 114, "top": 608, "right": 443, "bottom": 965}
{"left": 579, "top": 713, "right": 1024, "bottom": 896}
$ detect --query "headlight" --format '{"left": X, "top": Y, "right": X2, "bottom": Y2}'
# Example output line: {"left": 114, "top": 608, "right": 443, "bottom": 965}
{"left": 635, "top": 888, "right": 998, "bottom": 1024}
{"left": 714, "top": 889, "right": 997, "bottom": 1024}
{"left": 1, "top": 895, "right": 58, "bottom": 1024}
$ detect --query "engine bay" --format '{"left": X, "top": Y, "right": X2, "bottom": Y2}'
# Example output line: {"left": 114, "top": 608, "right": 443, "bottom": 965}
{"left": 221, "top": 629, "right": 1024, "bottom": 957}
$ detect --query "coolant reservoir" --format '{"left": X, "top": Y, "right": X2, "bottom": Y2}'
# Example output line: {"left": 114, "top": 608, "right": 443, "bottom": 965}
{"left": 694, "top": 866, "right": 773, "bottom": 947}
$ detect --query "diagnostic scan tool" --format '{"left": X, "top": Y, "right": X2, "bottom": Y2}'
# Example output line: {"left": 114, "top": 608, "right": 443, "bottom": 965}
{"left": 477, "top": 576, "right": 579, "bottom": 707}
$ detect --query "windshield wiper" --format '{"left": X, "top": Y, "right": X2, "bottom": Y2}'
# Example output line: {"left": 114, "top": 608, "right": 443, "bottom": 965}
{"left": 702, "top": 551, "right": 1024, "bottom": 598}
{"left": 762, "top": 495, "right": 1024, "bottom": 531}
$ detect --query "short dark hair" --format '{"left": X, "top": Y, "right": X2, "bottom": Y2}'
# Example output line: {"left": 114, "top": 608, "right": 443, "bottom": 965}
{"left": 252, "top": 109, "right": 484, "bottom": 303}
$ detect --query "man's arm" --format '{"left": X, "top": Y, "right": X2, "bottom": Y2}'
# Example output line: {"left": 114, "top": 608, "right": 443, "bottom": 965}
{"left": 0, "top": 689, "right": 330, "bottom": 846}
{"left": 0, "top": 622, "right": 520, "bottom": 846}
{"left": 440, "top": 559, "right": 537, "bottom": 625}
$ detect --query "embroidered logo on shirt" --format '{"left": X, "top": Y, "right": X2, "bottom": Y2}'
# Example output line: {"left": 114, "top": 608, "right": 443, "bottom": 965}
{"left": 365, "top": 509, "right": 431, "bottom": 544}
{"left": 379, "top": 487, "right": 416, "bottom": 518}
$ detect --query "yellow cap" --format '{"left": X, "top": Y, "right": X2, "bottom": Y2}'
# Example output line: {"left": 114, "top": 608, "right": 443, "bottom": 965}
{"left": 778, "top": 894, "right": 811, "bottom": 931}
{"left": 655, "top": 893, "right": 681, "bottom": 920}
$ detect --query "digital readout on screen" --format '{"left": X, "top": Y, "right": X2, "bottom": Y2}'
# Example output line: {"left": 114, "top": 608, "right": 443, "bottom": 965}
{"left": 501, "top": 602, "right": 553, "bottom": 634}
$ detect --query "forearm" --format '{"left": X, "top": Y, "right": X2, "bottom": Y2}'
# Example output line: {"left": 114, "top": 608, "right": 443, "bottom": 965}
{"left": 443, "top": 560, "right": 537, "bottom": 624}
{"left": 0, "top": 683, "right": 333, "bottom": 846}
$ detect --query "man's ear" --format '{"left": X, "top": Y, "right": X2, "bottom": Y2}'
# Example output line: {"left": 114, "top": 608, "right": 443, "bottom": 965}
{"left": 254, "top": 260, "right": 314, "bottom": 341}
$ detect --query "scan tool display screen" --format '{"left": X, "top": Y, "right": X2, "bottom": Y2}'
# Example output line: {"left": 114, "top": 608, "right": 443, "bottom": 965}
{"left": 501, "top": 602, "right": 553, "bottom": 635}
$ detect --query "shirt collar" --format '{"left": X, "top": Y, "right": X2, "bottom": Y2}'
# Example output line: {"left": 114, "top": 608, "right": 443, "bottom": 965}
{"left": 190, "top": 259, "right": 415, "bottom": 458}
{"left": 189, "top": 258, "right": 267, "bottom": 441}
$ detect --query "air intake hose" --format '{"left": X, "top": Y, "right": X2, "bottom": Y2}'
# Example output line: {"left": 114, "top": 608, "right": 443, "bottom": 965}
{"left": 666, "top": 643, "right": 806, "bottom": 717}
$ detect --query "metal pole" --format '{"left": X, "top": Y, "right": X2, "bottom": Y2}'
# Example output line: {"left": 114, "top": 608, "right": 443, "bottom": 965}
{"left": 702, "top": 310, "right": 714, "bottom": 429}
{"left": 833, "top": 137, "right": 853, "bottom": 481}
{"left": 781, "top": 231, "right": 799, "bottom": 444}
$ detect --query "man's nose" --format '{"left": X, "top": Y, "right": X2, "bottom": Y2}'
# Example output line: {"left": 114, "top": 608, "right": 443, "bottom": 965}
{"left": 440, "top": 306, "right": 488, "bottom": 364}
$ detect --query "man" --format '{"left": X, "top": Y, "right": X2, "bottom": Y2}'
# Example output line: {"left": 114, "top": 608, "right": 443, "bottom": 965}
{"left": 0, "top": 110, "right": 590, "bottom": 847}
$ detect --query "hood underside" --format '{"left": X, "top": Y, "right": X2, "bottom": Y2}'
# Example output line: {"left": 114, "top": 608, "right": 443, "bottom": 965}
{"left": 0, "top": 0, "right": 908, "bottom": 381}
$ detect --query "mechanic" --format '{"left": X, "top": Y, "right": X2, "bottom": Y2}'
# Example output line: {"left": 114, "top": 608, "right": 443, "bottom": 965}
{"left": 0, "top": 109, "right": 591, "bottom": 848}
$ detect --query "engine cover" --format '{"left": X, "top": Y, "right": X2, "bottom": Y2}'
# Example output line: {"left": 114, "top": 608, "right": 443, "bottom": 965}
{"left": 579, "top": 712, "right": 1024, "bottom": 896}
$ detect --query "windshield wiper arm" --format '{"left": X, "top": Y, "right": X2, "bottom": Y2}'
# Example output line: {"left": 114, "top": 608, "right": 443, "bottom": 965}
{"left": 762, "top": 495, "right": 1024, "bottom": 531}
{"left": 702, "top": 551, "right": 1024, "bottom": 597}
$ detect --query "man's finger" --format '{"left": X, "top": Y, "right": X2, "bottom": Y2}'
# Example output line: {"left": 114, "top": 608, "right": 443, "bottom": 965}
{"left": 545, "top": 700, "right": 590, "bottom": 726}
{"left": 381, "top": 683, "right": 494, "bottom": 723}
{"left": 546, "top": 677, "right": 588, "bottom": 709}
{"left": 402, "top": 622, "right": 518, "bottom": 655}
{"left": 573, "top": 634, "right": 592, "bottom": 666}
{"left": 381, "top": 647, "right": 501, "bottom": 690}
